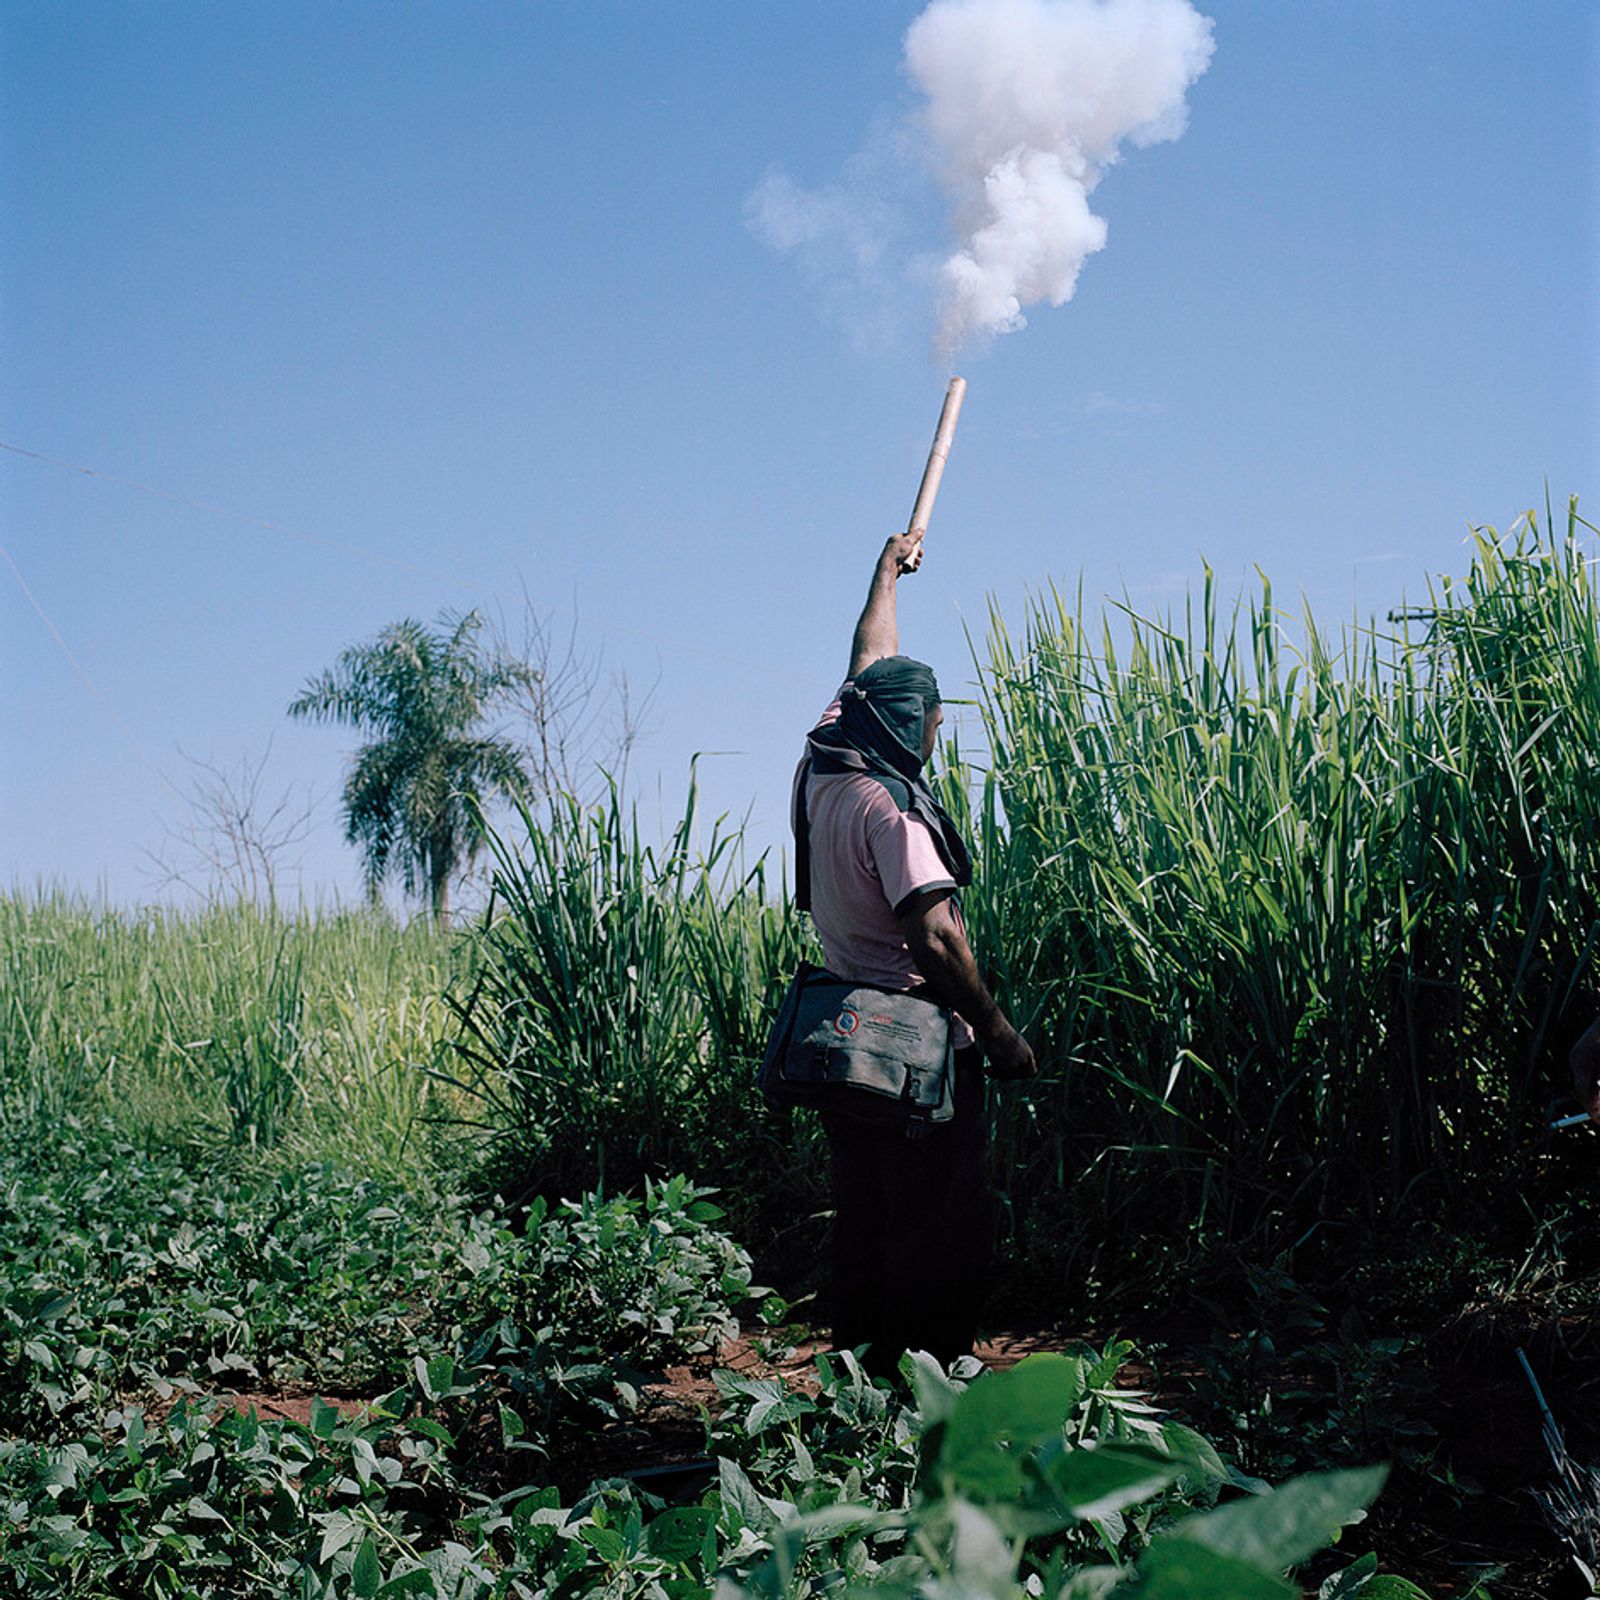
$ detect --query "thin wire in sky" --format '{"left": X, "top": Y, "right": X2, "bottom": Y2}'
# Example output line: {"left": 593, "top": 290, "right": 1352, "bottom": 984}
{"left": 0, "top": 536, "right": 184, "bottom": 803}
{"left": 0, "top": 440, "right": 475, "bottom": 591}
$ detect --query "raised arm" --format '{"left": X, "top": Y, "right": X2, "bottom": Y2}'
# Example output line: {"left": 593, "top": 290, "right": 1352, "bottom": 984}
{"left": 848, "top": 531, "right": 925, "bottom": 679}
{"left": 897, "top": 888, "right": 1036, "bottom": 1079}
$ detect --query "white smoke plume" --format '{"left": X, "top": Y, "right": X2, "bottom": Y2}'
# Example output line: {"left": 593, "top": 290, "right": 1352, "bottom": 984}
{"left": 747, "top": 0, "right": 1214, "bottom": 356}
{"left": 907, "top": 0, "right": 1214, "bottom": 353}
{"left": 744, "top": 122, "right": 921, "bottom": 354}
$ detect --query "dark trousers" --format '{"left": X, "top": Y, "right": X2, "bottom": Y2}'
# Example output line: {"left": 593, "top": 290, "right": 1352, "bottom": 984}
{"left": 821, "top": 1048, "right": 989, "bottom": 1377}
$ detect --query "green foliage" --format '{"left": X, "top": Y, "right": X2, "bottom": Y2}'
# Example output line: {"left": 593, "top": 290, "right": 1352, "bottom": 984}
{"left": 448, "top": 773, "right": 811, "bottom": 1210}
{"left": 0, "top": 893, "right": 461, "bottom": 1164}
{"left": 0, "top": 1129, "right": 461, "bottom": 1429}
{"left": 12, "top": 509, "right": 1598, "bottom": 1296}
{"left": 703, "top": 1351, "right": 1389, "bottom": 1600}
{"left": 1174, "top": 1281, "right": 1440, "bottom": 1487}
{"left": 0, "top": 1112, "right": 1407, "bottom": 1597}
{"left": 166, "top": 924, "right": 309, "bottom": 1147}
{"left": 288, "top": 609, "right": 537, "bottom": 921}
{"left": 0, "top": 1344, "right": 1400, "bottom": 1599}
{"left": 529, "top": 1177, "right": 757, "bottom": 1361}
{"left": 0, "top": 1398, "right": 462, "bottom": 1599}
{"left": 449, "top": 1176, "right": 766, "bottom": 1453}
{"left": 0, "top": 1125, "right": 758, "bottom": 1455}
{"left": 941, "top": 503, "right": 1600, "bottom": 1283}
{"left": 438, "top": 507, "right": 1600, "bottom": 1294}
{"left": 7, "top": 505, "right": 1590, "bottom": 1598}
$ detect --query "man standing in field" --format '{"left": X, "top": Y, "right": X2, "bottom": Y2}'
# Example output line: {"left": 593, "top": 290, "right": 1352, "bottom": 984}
{"left": 793, "top": 528, "right": 1035, "bottom": 1377}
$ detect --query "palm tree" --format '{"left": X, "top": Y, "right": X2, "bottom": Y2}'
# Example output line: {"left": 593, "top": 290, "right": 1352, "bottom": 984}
{"left": 288, "top": 611, "right": 532, "bottom": 923}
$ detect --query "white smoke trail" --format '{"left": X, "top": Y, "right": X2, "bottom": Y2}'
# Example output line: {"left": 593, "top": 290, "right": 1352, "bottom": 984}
{"left": 908, "top": 0, "right": 1214, "bottom": 352}
{"left": 748, "top": 0, "right": 1214, "bottom": 356}
{"left": 745, "top": 121, "right": 927, "bottom": 354}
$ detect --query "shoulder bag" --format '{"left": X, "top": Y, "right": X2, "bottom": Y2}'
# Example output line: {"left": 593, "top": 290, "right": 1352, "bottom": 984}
{"left": 759, "top": 961, "right": 955, "bottom": 1136}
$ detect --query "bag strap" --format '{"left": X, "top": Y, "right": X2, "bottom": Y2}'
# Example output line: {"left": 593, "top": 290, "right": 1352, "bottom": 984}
{"left": 794, "top": 756, "right": 814, "bottom": 914}
{"left": 796, "top": 751, "right": 961, "bottom": 924}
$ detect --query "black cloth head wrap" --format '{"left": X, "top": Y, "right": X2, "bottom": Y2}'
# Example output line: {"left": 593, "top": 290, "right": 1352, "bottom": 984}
{"left": 798, "top": 654, "right": 973, "bottom": 911}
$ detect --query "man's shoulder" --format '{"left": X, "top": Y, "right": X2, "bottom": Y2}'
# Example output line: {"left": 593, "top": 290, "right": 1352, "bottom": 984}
{"left": 812, "top": 761, "right": 889, "bottom": 800}
{"left": 811, "top": 768, "right": 909, "bottom": 815}
{"left": 871, "top": 774, "right": 912, "bottom": 812}
{"left": 808, "top": 681, "right": 851, "bottom": 733}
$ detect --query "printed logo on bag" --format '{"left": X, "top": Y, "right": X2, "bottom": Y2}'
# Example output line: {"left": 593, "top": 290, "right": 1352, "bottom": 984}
{"left": 834, "top": 1007, "right": 860, "bottom": 1036}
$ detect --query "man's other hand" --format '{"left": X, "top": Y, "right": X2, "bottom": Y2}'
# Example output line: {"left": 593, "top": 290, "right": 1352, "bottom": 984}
{"left": 1572, "top": 1016, "right": 1600, "bottom": 1124}
{"left": 898, "top": 888, "right": 1035, "bottom": 1082}
{"left": 984, "top": 1020, "right": 1037, "bottom": 1081}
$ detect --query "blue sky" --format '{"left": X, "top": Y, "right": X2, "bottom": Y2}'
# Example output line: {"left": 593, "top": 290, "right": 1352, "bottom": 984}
{"left": 4, "top": 1, "right": 1596, "bottom": 906}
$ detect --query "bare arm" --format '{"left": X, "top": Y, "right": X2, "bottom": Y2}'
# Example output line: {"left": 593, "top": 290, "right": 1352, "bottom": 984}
{"left": 1573, "top": 1015, "right": 1600, "bottom": 1124}
{"left": 897, "top": 888, "right": 1036, "bottom": 1079}
{"left": 848, "top": 531, "right": 925, "bottom": 679}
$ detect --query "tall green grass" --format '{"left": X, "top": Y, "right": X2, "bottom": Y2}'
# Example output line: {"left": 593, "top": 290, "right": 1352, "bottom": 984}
{"left": 447, "top": 777, "right": 814, "bottom": 1223}
{"left": 0, "top": 895, "right": 464, "bottom": 1176}
{"left": 941, "top": 501, "right": 1600, "bottom": 1291}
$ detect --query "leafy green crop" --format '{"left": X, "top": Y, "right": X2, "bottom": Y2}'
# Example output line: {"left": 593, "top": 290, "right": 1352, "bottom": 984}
{"left": 3, "top": 1346, "right": 1413, "bottom": 1599}
{"left": 0, "top": 1124, "right": 759, "bottom": 1456}
{"left": 0, "top": 1115, "right": 1422, "bottom": 1598}
{"left": 0, "top": 1390, "right": 477, "bottom": 1598}
{"left": 10, "top": 509, "right": 1580, "bottom": 1598}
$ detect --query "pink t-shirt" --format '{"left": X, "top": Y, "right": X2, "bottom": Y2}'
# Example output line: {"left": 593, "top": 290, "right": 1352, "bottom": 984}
{"left": 794, "top": 687, "right": 974, "bottom": 1046}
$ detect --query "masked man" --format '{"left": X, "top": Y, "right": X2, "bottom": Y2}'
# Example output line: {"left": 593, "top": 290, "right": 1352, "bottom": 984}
{"left": 792, "top": 529, "right": 1035, "bottom": 1377}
